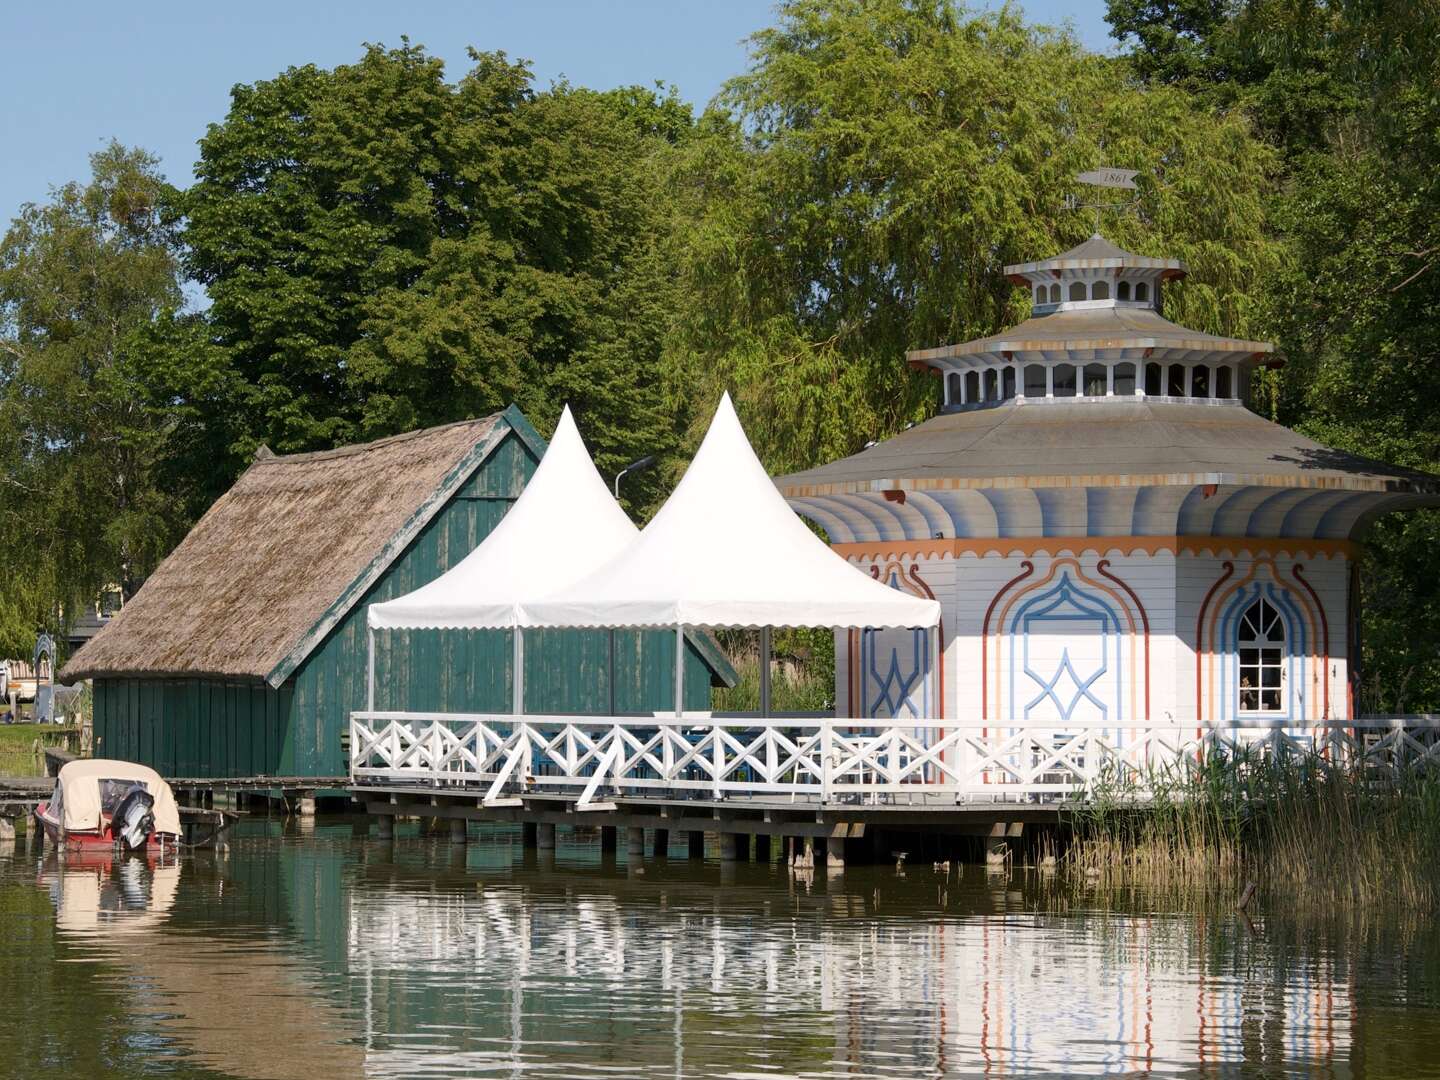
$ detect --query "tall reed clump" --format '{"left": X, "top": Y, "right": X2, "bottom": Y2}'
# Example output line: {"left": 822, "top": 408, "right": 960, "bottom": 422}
{"left": 1063, "top": 744, "right": 1440, "bottom": 910}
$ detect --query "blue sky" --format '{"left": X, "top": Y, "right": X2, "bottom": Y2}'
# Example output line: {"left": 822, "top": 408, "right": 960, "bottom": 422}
{"left": 2, "top": 1, "right": 1112, "bottom": 222}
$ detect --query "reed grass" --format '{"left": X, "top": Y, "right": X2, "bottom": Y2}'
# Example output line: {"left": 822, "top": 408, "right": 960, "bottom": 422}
{"left": 711, "top": 654, "right": 831, "bottom": 714}
{"left": 1062, "top": 744, "right": 1440, "bottom": 910}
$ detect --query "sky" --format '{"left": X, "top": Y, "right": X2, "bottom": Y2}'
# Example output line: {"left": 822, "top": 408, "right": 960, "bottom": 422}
{"left": 2, "top": 1, "right": 1112, "bottom": 223}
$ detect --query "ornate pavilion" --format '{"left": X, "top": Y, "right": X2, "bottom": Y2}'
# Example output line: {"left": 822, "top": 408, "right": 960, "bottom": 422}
{"left": 777, "top": 235, "right": 1440, "bottom": 728}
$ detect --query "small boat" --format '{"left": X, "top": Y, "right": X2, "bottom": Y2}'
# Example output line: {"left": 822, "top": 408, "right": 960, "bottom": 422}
{"left": 34, "top": 759, "right": 183, "bottom": 854}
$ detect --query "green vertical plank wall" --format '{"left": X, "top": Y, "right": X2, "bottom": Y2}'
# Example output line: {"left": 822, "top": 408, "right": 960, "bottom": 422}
{"left": 93, "top": 427, "right": 725, "bottom": 778}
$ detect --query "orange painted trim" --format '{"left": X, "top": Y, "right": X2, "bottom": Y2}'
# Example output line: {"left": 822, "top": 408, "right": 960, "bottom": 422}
{"left": 834, "top": 535, "right": 1358, "bottom": 562}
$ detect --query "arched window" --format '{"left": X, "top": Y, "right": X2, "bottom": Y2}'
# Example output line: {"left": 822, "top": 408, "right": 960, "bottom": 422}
{"left": 1069, "top": 281, "right": 1087, "bottom": 302}
{"left": 965, "top": 371, "right": 980, "bottom": 404}
{"left": 1216, "top": 366, "right": 1233, "bottom": 398}
{"left": 1002, "top": 366, "right": 1017, "bottom": 399}
{"left": 1053, "top": 364, "right": 1077, "bottom": 397}
{"left": 1091, "top": 280, "right": 1110, "bottom": 301}
{"left": 1083, "top": 363, "right": 1107, "bottom": 396}
{"left": 1135, "top": 281, "right": 1150, "bottom": 303}
{"left": 1117, "top": 281, "right": 1131, "bottom": 301}
{"left": 1035, "top": 284, "right": 1046, "bottom": 305}
{"left": 947, "top": 372, "right": 962, "bottom": 406}
{"left": 984, "top": 368, "right": 999, "bottom": 401}
{"left": 1192, "top": 365, "right": 1210, "bottom": 398}
{"left": 1238, "top": 597, "right": 1285, "bottom": 713}
{"left": 1114, "top": 362, "right": 1137, "bottom": 395}
{"left": 1024, "top": 364, "right": 1047, "bottom": 397}
{"left": 1049, "top": 284, "right": 1061, "bottom": 303}
{"left": 1144, "top": 362, "right": 1162, "bottom": 396}
{"left": 1167, "top": 363, "right": 1186, "bottom": 396}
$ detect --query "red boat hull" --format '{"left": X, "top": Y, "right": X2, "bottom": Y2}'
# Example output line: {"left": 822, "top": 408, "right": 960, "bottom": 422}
{"left": 34, "top": 802, "right": 178, "bottom": 853}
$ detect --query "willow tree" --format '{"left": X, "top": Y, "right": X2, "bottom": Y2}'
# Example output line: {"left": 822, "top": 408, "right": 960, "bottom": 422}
{"left": 664, "top": 0, "right": 1284, "bottom": 473}
{"left": 0, "top": 144, "right": 188, "bottom": 653}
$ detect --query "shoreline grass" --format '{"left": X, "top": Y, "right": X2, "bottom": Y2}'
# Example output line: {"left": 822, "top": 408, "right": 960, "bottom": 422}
{"left": 1060, "top": 745, "right": 1440, "bottom": 910}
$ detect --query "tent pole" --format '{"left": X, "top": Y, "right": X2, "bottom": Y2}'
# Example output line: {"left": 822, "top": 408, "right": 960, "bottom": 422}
{"left": 513, "top": 627, "right": 525, "bottom": 717}
{"left": 608, "top": 628, "right": 616, "bottom": 717}
{"left": 674, "top": 624, "right": 685, "bottom": 720}
{"left": 366, "top": 627, "right": 375, "bottom": 713}
{"left": 759, "top": 625, "right": 772, "bottom": 719}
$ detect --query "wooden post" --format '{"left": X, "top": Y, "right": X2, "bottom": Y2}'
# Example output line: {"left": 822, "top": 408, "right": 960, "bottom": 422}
{"left": 719, "top": 833, "right": 739, "bottom": 861}
{"left": 626, "top": 827, "right": 645, "bottom": 856}
{"left": 753, "top": 833, "right": 771, "bottom": 863}
{"left": 600, "top": 825, "right": 618, "bottom": 853}
{"left": 537, "top": 822, "right": 556, "bottom": 850}
{"left": 297, "top": 796, "right": 316, "bottom": 818}
{"left": 688, "top": 830, "right": 705, "bottom": 859}
{"left": 0, "top": 817, "right": 14, "bottom": 842}
{"left": 522, "top": 821, "right": 538, "bottom": 848}
{"left": 825, "top": 835, "right": 845, "bottom": 868}
{"left": 652, "top": 828, "right": 670, "bottom": 858}
{"left": 449, "top": 818, "right": 468, "bottom": 846}
{"left": 376, "top": 814, "right": 393, "bottom": 840}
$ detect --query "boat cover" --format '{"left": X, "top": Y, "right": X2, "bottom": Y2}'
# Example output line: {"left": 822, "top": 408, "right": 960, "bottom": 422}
{"left": 53, "top": 758, "right": 182, "bottom": 836}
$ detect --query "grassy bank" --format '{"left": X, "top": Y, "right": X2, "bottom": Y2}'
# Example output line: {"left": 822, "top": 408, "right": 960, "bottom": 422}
{"left": 1063, "top": 746, "right": 1440, "bottom": 910}
{"left": 0, "top": 725, "right": 81, "bottom": 778}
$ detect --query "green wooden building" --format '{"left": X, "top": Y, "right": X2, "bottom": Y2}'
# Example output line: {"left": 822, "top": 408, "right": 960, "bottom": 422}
{"left": 60, "top": 408, "right": 734, "bottom": 779}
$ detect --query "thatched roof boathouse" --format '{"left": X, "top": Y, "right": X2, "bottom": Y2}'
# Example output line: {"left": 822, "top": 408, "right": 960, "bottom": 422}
{"left": 62, "top": 407, "right": 733, "bottom": 780}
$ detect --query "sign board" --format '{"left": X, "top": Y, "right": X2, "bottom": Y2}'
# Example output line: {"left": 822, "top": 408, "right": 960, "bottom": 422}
{"left": 1076, "top": 168, "right": 1139, "bottom": 190}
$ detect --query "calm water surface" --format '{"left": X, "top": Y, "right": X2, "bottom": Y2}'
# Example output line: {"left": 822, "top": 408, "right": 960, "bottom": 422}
{"left": 1, "top": 818, "right": 1438, "bottom": 1079}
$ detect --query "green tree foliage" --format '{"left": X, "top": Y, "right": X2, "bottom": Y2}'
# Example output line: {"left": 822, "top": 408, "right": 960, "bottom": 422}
{"left": 179, "top": 43, "right": 688, "bottom": 512}
{"left": 1108, "top": 0, "right": 1440, "bottom": 708}
{"left": 663, "top": 0, "right": 1282, "bottom": 473}
{"left": 0, "top": 144, "right": 188, "bottom": 656}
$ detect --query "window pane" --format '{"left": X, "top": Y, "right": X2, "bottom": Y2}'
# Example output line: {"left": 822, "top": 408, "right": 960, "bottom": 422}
{"left": 1114, "top": 363, "right": 1136, "bottom": 395}
{"left": 965, "top": 371, "right": 980, "bottom": 402}
{"left": 1002, "top": 366, "right": 1016, "bottom": 398}
{"left": 1053, "top": 364, "right": 1077, "bottom": 397}
{"left": 1144, "top": 363, "right": 1162, "bottom": 395}
{"left": 1024, "top": 364, "right": 1046, "bottom": 396}
{"left": 984, "top": 369, "right": 998, "bottom": 401}
{"left": 1117, "top": 281, "right": 1131, "bottom": 301}
{"left": 1069, "top": 281, "right": 1086, "bottom": 301}
{"left": 1136, "top": 282, "right": 1150, "bottom": 302}
{"left": 1262, "top": 667, "right": 1282, "bottom": 688}
{"left": 1261, "top": 689, "right": 1281, "bottom": 710}
{"left": 1262, "top": 648, "right": 1282, "bottom": 665}
{"left": 1083, "top": 363, "right": 1107, "bottom": 396}
{"left": 1217, "top": 366, "right": 1233, "bottom": 398}
{"left": 1092, "top": 280, "right": 1110, "bottom": 300}
{"left": 1167, "top": 364, "right": 1186, "bottom": 396}
{"left": 1240, "top": 648, "right": 1259, "bottom": 666}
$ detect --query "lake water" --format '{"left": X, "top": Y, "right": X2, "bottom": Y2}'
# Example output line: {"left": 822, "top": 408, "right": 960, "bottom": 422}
{"left": 2, "top": 818, "right": 1438, "bottom": 1079}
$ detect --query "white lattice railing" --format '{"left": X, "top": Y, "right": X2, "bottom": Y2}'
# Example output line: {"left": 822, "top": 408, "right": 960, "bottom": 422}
{"left": 347, "top": 712, "right": 1440, "bottom": 804}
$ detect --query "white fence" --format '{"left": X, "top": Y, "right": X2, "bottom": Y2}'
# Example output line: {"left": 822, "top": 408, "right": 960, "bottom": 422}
{"left": 348, "top": 711, "right": 1440, "bottom": 804}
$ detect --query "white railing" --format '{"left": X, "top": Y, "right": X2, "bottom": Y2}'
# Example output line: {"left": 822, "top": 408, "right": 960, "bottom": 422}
{"left": 347, "top": 712, "right": 1440, "bottom": 804}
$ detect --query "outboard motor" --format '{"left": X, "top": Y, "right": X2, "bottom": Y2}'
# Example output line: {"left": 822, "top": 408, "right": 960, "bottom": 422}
{"left": 112, "top": 785, "right": 156, "bottom": 852}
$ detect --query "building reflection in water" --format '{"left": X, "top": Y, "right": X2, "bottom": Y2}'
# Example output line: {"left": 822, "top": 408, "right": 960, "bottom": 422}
{"left": 344, "top": 863, "right": 1352, "bottom": 1078}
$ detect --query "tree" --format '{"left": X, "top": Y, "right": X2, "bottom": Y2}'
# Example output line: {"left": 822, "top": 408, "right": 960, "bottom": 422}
{"left": 0, "top": 143, "right": 189, "bottom": 652}
{"left": 663, "top": 0, "right": 1283, "bottom": 474}
{"left": 178, "top": 43, "right": 690, "bottom": 513}
{"left": 1108, "top": 0, "right": 1440, "bottom": 708}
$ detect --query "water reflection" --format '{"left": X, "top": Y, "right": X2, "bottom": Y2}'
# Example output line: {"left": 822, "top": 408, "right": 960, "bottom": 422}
{"left": 2, "top": 821, "right": 1435, "bottom": 1078}
{"left": 348, "top": 852, "right": 1354, "bottom": 1078}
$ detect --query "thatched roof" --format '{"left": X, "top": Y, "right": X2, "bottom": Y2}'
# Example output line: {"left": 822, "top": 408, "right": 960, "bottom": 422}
{"left": 62, "top": 412, "right": 527, "bottom": 686}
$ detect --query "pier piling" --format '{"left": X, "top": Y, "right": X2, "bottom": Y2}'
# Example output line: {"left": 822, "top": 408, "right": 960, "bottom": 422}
{"left": 688, "top": 830, "right": 705, "bottom": 859}
{"left": 537, "top": 823, "right": 556, "bottom": 850}
{"left": 522, "top": 822, "right": 538, "bottom": 848}
{"left": 627, "top": 827, "right": 645, "bottom": 856}
{"left": 652, "top": 828, "right": 669, "bottom": 858}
